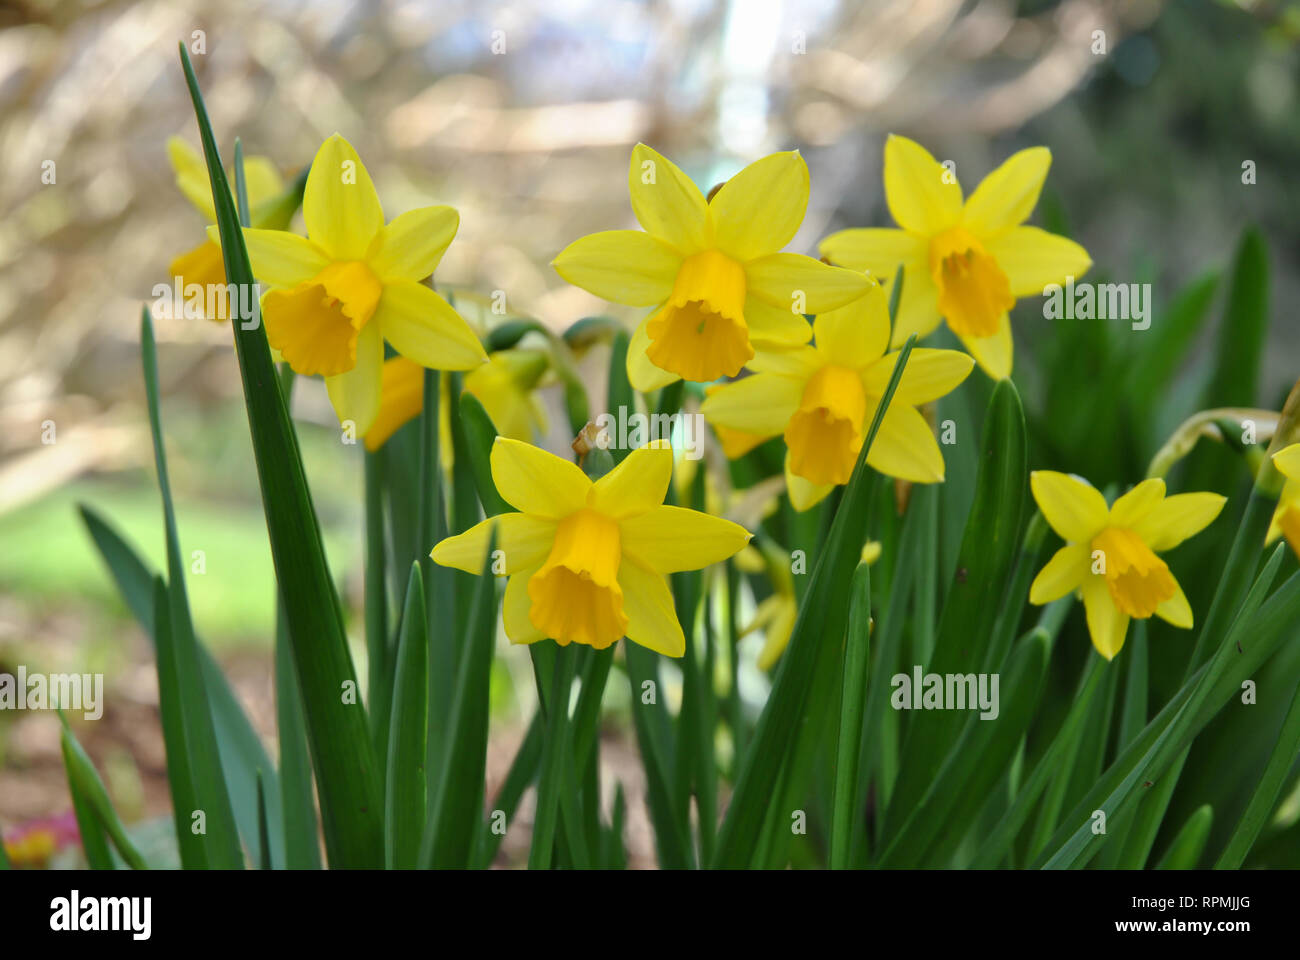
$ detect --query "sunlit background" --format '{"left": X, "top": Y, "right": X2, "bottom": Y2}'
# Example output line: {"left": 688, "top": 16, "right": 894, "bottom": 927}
{"left": 2, "top": 0, "right": 1298, "bottom": 865}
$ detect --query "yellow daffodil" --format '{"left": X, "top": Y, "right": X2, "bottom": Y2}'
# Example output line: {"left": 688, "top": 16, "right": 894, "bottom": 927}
{"left": 168, "top": 136, "right": 284, "bottom": 316}
{"left": 700, "top": 278, "right": 973, "bottom": 511}
{"left": 431, "top": 438, "right": 750, "bottom": 655}
{"left": 1269, "top": 443, "right": 1300, "bottom": 556}
{"left": 234, "top": 134, "right": 486, "bottom": 434}
{"left": 1028, "top": 471, "right": 1226, "bottom": 660}
{"left": 820, "top": 135, "right": 1092, "bottom": 380}
{"left": 364, "top": 350, "right": 549, "bottom": 452}
{"left": 553, "top": 144, "right": 872, "bottom": 391}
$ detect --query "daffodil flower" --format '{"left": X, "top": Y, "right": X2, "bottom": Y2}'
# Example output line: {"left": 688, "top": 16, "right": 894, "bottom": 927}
{"left": 168, "top": 136, "right": 284, "bottom": 314}
{"left": 820, "top": 135, "right": 1092, "bottom": 380}
{"left": 700, "top": 279, "right": 973, "bottom": 511}
{"left": 233, "top": 134, "right": 486, "bottom": 434}
{"left": 363, "top": 350, "right": 549, "bottom": 452}
{"left": 1028, "top": 471, "right": 1226, "bottom": 660}
{"left": 1269, "top": 443, "right": 1300, "bottom": 557}
{"left": 431, "top": 438, "right": 750, "bottom": 656}
{"left": 553, "top": 144, "right": 872, "bottom": 391}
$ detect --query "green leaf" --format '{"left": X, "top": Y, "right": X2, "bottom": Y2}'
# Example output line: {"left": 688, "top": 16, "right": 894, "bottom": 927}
{"left": 179, "top": 45, "right": 384, "bottom": 867}
{"left": 1155, "top": 805, "right": 1213, "bottom": 869}
{"left": 830, "top": 562, "right": 871, "bottom": 869}
{"left": 1036, "top": 547, "right": 1295, "bottom": 869}
{"left": 529, "top": 644, "right": 578, "bottom": 869}
{"left": 255, "top": 771, "right": 272, "bottom": 870}
{"left": 1203, "top": 227, "right": 1268, "bottom": 409}
{"left": 425, "top": 539, "right": 499, "bottom": 868}
{"left": 877, "top": 623, "right": 1054, "bottom": 867}
{"left": 364, "top": 451, "right": 392, "bottom": 776}
{"left": 60, "top": 715, "right": 146, "bottom": 869}
{"left": 459, "top": 393, "right": 511, "bottom": 517}
{"left": 713, "top": 334, "right": 919, "bottom": 868}
{"left": 1215, "top": 674, "right": 1300, "bottom": 869}
{"left": 486, "top": 319, "right": 549, "bottom": 351}
{"left": 141, "top": 312, "right": 243, "bottom": 870}
{"left": 78, "top": 503, "right": 284, "bottom": 866}
{"left": 473, "top": 711, "right": 542, "bottom": 868}
{"left": 386, "top": 564, "right": 429, "bottom": 869}
{"left": 884, "top": 379, "right": 1027, "bottom": 832}
{"left": 274, "top": 603, "right": 321, "bottom": 869}
{"left": 969, "top": 646, "right": 1105, "bottom": 868}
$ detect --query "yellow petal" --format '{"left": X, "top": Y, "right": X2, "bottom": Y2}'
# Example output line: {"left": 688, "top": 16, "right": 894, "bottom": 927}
{"left": 883, "top": 134, "right": 963, "bottom": 235}
{"left": 364, "top": 357, "right": 425, "bottom": 451}
{"left": 590, "top": 441, "right": 673, "bottom": 519}
{"left": 325, "top": 321, "right": 384, "bottom": 433}
{"left": 784, "top": 451, "right": 834, "bottom": 511}
{"left": 503, "top": 565, "right": 546, "bottom": 645}
{"left": 168, "top": 136, "right": 217, "bottom": 221}
{"left": 708, "top": 151, "right": 809, "bottom": 262}
{"left": 744, "top": 296, "right": 814, "bottom": 348}
{"left": 1155, "top": 578, "right": 1193, "bottom": 629}
{"left": 756, "top": 596, "right": 798, "bottom": 671}
{"left": 1109, "top": 478, "right": 1166, "bottom": 530}
{"left": 1272, "top": 443, "right": 1300, "bottom": 478}
{"left": 1131, "top": 492, "right": 1227, "bottom": 552}
{"left": 819, "top": 227, "right": 927, "bottom": 278}
{"left": 813, "top": 280, "right": 890, "bottom": 369}
{"left": 552, "top": 230, "right": 682, "bottom": 306}
{"left": 366, "top": 205, "right": 459, "bottom": 282}
{"left": 237, "top": 228, "right": 330, "bottom": 287}
{"left": 866, "top": 402, "right": 945, "bottom": 483}
{"left": 747, "top": 344, "right": 819, "bottom": 376}
{"left": 628, "top": 143, "right": 709, "bottom": 255}
{"left": 745, "top": 253, "right": 872, "bottom": 314}
{"left": 627, "top": 313, "right": 682, "bottom": 392}
{"left": 889, "top": 262, "right": 943, "bottom": 347}
{"left": 618, "top": 558, "right": 684, "bottom": 657}
{"left": 1030, "top": 470, "right": 1109, "bottom": 544}
{"left": 984, "top": 226, "right": 1092, "bottom": 298}
{"left": 1081, "top": 573, "right": 1130, "bottom": 660}
{"left": 375, "top": 281, "right": 487, "bottom": 371}
{"left": 620, "top": 505, "right": 751, "bottom": 573}
{"left": 304, "top": 134, "right": 385, "bottom": 260}
{"left": 242, "top": 156, "right": 285, "bottom": 210}
{"left": 490, "top": 437, "right": 590, "bottom": 518}
{"left": 431, "top": 513, "right": 557, "bottom": 574}
{"left": 700, "top": 373, "right": 803, "bottom": 436}
{"left": 1029, "top": 543, "right": 1090, "bottom": 604}
{"left": 954, "top": 311, "right": 1013, "bottom": 380}
{"left": 170, "top": 239, "right": 228, "bottom": 297}
{"left": 961, "top": 147, "right": 1051, "bottom": 238}
{"left": 862, "top": 348, "right": 974, "bottom": 406}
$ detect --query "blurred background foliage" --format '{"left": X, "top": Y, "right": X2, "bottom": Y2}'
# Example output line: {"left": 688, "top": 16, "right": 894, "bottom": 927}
{"left": 1, "top": 0, "right": 1298, "bottom": 864}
